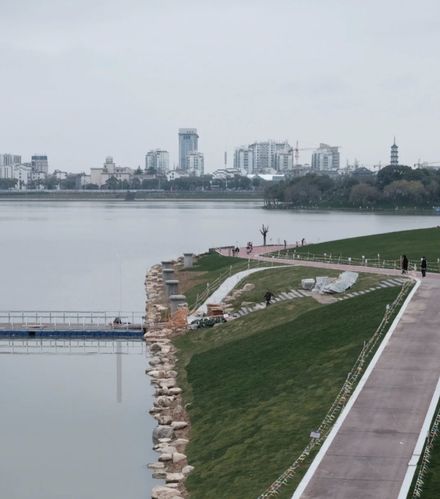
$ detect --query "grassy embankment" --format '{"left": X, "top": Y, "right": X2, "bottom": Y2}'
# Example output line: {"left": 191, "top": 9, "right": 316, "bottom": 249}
{"left": 282, "top": 227, "right": 440, "bottom": 271}
{"left": 418, "top": 413, "right": 440, "bottom": 498}
{"left": 175, "top": 251, "right": 405, "bottom": 498}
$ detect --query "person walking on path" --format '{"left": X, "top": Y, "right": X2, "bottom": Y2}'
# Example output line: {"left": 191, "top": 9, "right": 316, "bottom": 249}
{"left": 421, "top": 256, "right": 427, "bottom": 277}
{"left": 401, "top": 254, "right": 409, "bottom": 274}
{"left": 283, "top": 239, "right": 287, "bottom": 250}
{"left": 264, "top": 290, "right": 274, "bottom": 307}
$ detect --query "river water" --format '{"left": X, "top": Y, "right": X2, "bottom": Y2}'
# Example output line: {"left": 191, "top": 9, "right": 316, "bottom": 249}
{"left": 0, "top": 200, "right": 438, "bottom": 499}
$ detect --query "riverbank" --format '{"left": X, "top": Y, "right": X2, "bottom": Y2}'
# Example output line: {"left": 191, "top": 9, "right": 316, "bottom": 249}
{"left": 142, "top": 246, "right": 414, "bottom": 498}
{"left": 0, "top": 190, "right": 263, "bottom": 201}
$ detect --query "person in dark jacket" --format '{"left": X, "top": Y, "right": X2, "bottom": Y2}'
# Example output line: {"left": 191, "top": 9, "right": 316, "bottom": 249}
{"left": 401, "top": 254, "right": 409, "bottom": 274}
{"left": 421, "top": 256, "right": 427, "bottom": 277}
{"left": 264, "top": 290, "right": 274, "bottom": 307}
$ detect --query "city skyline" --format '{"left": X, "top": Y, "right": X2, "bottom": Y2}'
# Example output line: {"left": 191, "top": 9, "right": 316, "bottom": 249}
{"left": 2, "top": 0, "right": 440, "bottom": 172}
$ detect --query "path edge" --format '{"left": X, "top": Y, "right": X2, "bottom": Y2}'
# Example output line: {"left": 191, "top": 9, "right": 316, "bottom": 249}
{"left": 292, "top": 277, "right": 421, "bottom": 499}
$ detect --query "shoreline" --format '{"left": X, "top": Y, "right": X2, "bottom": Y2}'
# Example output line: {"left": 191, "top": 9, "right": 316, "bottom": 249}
{"left": 144, "top": 261, "right": 191, "bottom": 499}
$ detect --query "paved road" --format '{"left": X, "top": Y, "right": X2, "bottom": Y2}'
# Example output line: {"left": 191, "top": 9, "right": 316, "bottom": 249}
{"left": 218, "top": 245, "right": 440, "bottom": 499}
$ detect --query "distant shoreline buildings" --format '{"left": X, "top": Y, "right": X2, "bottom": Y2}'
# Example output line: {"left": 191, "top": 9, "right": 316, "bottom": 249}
{"left": 2, "top": 135, "right": 439, "bottom": 191}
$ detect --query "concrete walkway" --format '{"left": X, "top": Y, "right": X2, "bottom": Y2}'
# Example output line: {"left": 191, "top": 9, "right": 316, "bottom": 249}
{"left": 217, "top": 245, "right": 440, "bottom": 499}
{"left": 187, "top": 266, "right": 278, "bottom": 321}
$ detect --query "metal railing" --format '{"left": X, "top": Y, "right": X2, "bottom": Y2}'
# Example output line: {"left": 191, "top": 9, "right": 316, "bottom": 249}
{"left": 267, "top": 250, "right": 440, "bottom": 273}
{"left": 257, "top": 281, "right": 412, "bottom": 498}
{"left": 0, "top": 337, "right": 145, "bottom": 354}
{"left": 411, "top": 404, "right": 440, "bottom": 498}
{"left": 0, "top": 310, "right": 145, "bottom": 329}
{"left": 189, "top": 258, "right": 272, "bottom": 314}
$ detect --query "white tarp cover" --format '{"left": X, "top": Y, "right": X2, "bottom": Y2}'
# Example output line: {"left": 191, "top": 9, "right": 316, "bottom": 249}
{"left": 301, "top": 278, "right": 315, "bottom": 290}
{"left": 322, "top": 271, "right": 359, "bottom": 294}
{"left": 313, "top": 276, "right": 335, "bottom": 293}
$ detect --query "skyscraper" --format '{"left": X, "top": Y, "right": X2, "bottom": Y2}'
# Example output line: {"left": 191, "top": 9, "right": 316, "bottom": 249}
{"left": 145, "top": 149, "right": 170, "bottom": 173}
{"left": 178, "top": 128, "right": 199, "bottom": 170}
{"left": 31, "top": 155, "right": 49, "bottom": 174}
{"left": 247, "top": 140, "right": 293, "bottom": 173}
{"left": 390, "top": 138, "right": 399, "bottom": 166}
{"left": 311, "top": 144, "right": 340, "bottom": 171}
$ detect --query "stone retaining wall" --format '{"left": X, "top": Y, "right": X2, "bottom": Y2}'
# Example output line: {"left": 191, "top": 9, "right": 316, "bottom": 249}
{"left": 144, "top": 262, "right": 191, "bottom": 499}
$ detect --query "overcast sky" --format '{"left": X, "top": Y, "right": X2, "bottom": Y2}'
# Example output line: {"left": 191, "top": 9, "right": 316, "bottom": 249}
{"left": 1, "top": 0, "right": 439, "bottom": 172}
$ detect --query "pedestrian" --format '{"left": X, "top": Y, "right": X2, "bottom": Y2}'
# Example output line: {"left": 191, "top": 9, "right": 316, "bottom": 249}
{"left": 234, "top": 246, "right": 240, "bottom": 256}
{"left": 301, "top": 238, "right": 305, "bottom": 246}
{"left": 283, "top": 239, "right": 287, "bottom": 250}
{"left": 401, "top": 254, "right": 409, "bottom": 274}
{"left": 421, "top": 256, "right": 427, "bottom": 277}
{"left": 264, "top": 290, "right": 274, "bottom": 307}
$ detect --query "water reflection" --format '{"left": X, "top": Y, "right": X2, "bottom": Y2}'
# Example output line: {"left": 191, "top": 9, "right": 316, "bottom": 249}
{"left": 0, "top": 338, "right": 158, "bottom": 499}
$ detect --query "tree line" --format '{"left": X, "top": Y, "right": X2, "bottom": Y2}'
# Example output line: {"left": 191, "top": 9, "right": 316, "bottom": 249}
{"left": 264, "top": 165, "right": 440, "bottom": 209}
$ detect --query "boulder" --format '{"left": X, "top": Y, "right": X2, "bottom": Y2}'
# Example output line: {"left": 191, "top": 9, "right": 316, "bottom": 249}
{"left": 152, "top": 471, "right": 167, "bottom": 479}
{"left": 174, "top": 438, "right": 189, "bottom": 447}
{"left": 151, "top": 485, "right": 180, "bottom": 499}
{"left": 182, "top": 465, "right": 194, "bottom": 475}
{"left": 153, "top": 425, "right": 174, "bottom": 443}
{"left": 154, "top": 396, "right": 174, "bottom": 408}
{"left": 148, "top": 461, "right": 165, "bottom": 470}
{"left": 158, "top": 453, "right": 173, "bottom": 462}
{"left": 168, "top": 387, "right": 182, "bottom": 395}
{"left": 166, "top": 472, "right": 185, "bottom": 483}
{"left": 172, "top": 452, "right": 186, "bottom": 464}
{"left": 171, "top": 421, "right": 188, "bottom": 430}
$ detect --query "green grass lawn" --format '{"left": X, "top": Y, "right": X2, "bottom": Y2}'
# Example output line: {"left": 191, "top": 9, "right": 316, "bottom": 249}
{"left": 225, "top": 266, "right": 387, "bottom": 311}
{"left": 174, "top": 287, "right": 401, "bottom": 499}
{"left": 279, "top": 227, "right": 440, "bottom": 271}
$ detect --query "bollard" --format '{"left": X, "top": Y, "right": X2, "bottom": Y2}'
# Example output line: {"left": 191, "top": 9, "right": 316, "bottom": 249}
{"left": 165, "top": 279, "right": 179, "bottom": 297}
{"left": 183, "top": 253, "right": 194, "bottom": 268}
{"left": 169, "top": 294, "right": 188, "bottom": 314}
{"left": 162, "top": 268, "right": 176, "bottom": 280}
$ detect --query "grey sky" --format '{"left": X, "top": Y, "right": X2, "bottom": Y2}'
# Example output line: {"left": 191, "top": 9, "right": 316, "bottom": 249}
{"left": 1, "top": 0, "right": 439, "bottom": 172}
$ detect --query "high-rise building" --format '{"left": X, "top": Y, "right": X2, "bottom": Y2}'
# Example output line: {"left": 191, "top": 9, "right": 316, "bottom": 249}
{"left": 233, "top": 146, "right": 254, "bottom": 174}
{"left": 31, "top": 155, "right": 49, "bottom": 174}
{"left": 178, "top": 128, "right": 199, "bottom": 170}
{"left": 311, "top": 144, "right": 340, "bottom": 171}
{"left": 390, "top": 138, "right": 399, "bottom": 166}
{"left": 247, "top": 140, "right": 293, "bottom": 172}
{"left": 0, "top": 154, "right": 22, "bottom": 166}
{"left": 145, "top": 149, "right": 170, "bottom": 173}
{"left": 186, "top": 152, "right": 204, "bottom": 176}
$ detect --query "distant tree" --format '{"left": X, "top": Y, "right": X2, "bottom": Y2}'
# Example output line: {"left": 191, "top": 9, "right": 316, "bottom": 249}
{"left": 377, "top": 164, "right": 413, "bottom": 188}
{"left": 383, "top": 180, "right": 428, "bottom": 205}
{"left": 84, "top": 183, "right": 99, "bottom": 190}
{"left": 141, "top": 178, "right": 160, "bottom": 189}
{"left": 146, "top": 166, "right": 157, "bottom": 175}
{"left": 0, "top": 178, "right": 17, "bottom": 189}
{"left": 130, "top": 176, "right": 141, "bottom": 189}
{"left": 260, "top": 224, "right": 269, "bottom": 246}
{"left": 105, "top": 176, "right": 120, "bottom": 190}
{"left": 60, "top": 175, "right": 79, "bottom": 190}
{"left": 43, "top": 175, "right": 59, "bottom": 190}
{"left": 349, "top": 183, "right": 382, "bottom": 207}
{"left": 134, "top": 167, "right": 143, "bottom": 175}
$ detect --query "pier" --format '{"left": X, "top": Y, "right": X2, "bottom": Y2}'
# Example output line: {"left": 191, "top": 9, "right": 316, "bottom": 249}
{"left": 0, "top": 310, "right": 145, "bottom": 338}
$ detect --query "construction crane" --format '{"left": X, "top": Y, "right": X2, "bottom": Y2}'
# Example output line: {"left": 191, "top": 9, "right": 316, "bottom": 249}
{"left": 414, "top": 161, "right": 440, "bottom": 169}
{"left": 293, "top": 142, "right": 342, "bottom": 166}
{"left": 293, "top": 141, "right": 315, "bottom": 166}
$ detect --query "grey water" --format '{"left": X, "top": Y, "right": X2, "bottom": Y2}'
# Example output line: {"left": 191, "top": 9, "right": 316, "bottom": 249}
{"left": 0, "top": 200, "right": 438, "bottom": 499}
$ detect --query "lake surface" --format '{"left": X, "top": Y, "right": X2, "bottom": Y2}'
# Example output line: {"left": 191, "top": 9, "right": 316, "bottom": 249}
{"left": 0, "top": 200, "right": 438, "bottom": 499}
